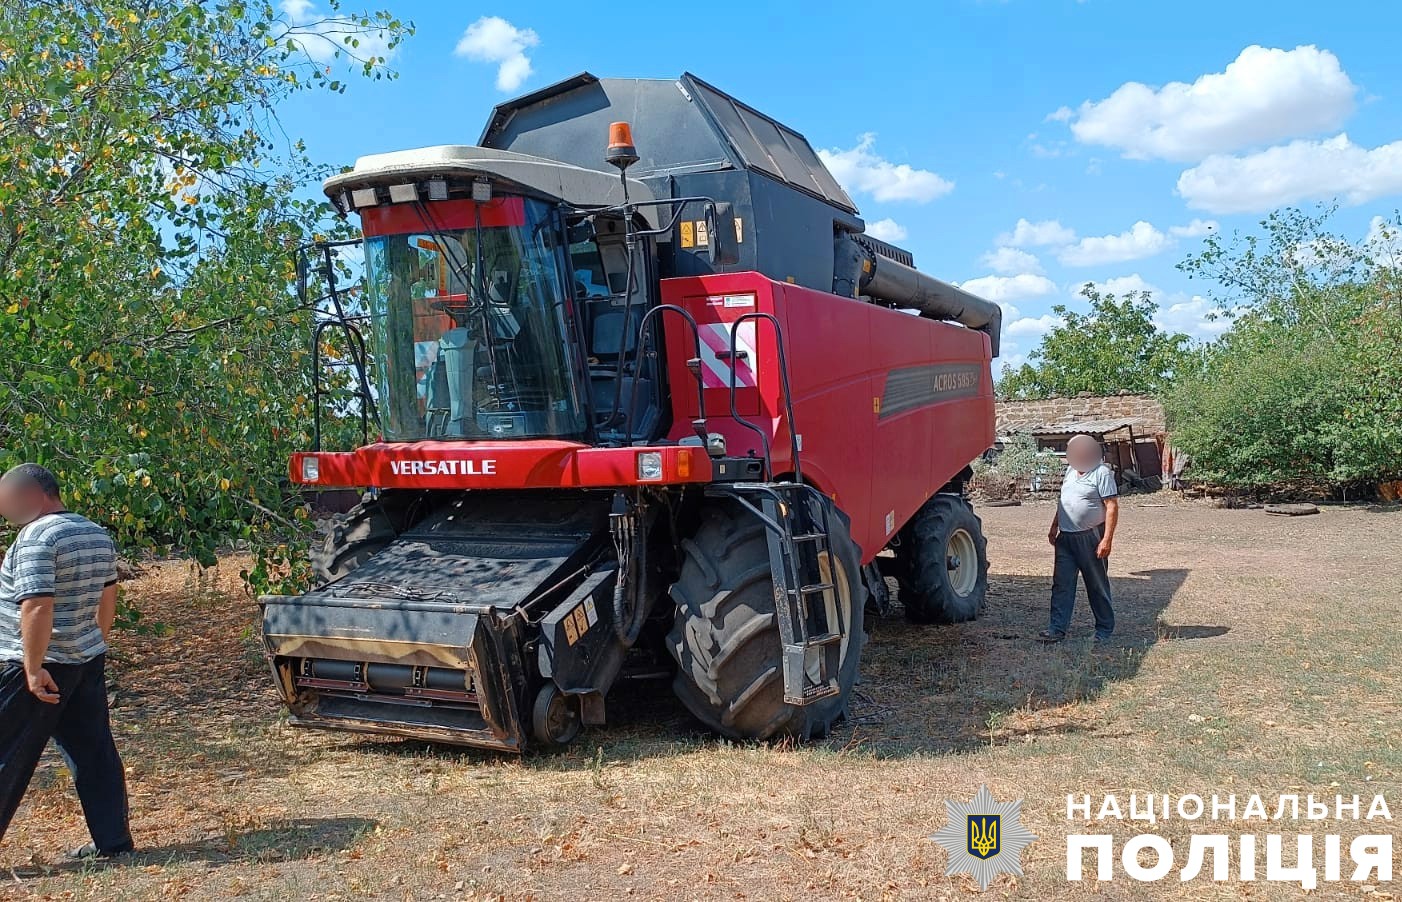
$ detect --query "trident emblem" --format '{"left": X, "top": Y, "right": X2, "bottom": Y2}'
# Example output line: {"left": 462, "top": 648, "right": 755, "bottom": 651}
{"left": 967, "top": 814, "right": 1000, "bottom": 860}
{"left": 933, "top": 786, "right": 1034, "bottom": 890}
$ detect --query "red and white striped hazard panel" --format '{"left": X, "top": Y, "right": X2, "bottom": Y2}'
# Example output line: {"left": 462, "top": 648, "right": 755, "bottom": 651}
{"left": 697, "top": 321, "right": 759, "bottom": 389}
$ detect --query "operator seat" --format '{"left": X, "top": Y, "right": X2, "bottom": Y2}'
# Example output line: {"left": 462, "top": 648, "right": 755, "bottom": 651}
{"left": 438, "top": 327, "right": 478, "bottom": 436}
{"left": 424, "top": 354, "right": 450, "bottom": 435}
{"left": 587, "top": 306, "right": 637, "bottom": 374}
{"left": 587, "top": 304, "right": 656, "bottom": 438}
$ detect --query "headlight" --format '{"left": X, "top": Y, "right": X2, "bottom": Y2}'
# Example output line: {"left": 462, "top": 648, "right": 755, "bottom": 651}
{"left": 301, "top": 456, "right": 320, "bottom": 482}
{"left": 636, "top": 451, "right": 663, "bottom": 481}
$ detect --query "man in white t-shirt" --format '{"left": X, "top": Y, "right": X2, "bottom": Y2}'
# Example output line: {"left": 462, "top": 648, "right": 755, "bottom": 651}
{"left": 1037, "top": 434, "right": 1119, "bottom": 643}
{"left": 0, "top": 464, "right": 132, "bottom": 859}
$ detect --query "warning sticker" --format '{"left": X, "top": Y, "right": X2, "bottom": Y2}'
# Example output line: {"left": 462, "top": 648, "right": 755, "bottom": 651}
{"left": 563, "top": 614, "right": 579, "bottom": 645}
{"left": 695, "top": 220, "right": 709, "bottom": 247}
{"left": 571, "top": 606, "right": 590, "bottom": 640}
{"left": 583, "top": 597, "right": 598, "bottom": 627}
{"left": 680, "top": 221, "right": 695, "bottom": 248}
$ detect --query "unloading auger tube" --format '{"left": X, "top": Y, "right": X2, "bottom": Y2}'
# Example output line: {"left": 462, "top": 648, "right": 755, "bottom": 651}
{"left": 835, "top": 232, "right": 1003, "bottom": 356}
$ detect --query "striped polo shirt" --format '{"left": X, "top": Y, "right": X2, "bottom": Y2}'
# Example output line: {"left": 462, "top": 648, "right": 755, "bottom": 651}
{"left": 0, "top": 512, "right": 117, "bottom": 665}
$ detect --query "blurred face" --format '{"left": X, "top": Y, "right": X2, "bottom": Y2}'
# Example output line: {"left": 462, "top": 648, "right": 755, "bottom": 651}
{"left": 0, "top": 480, "right": 43, "bottom": 526}
{"left": 1066, "top": 436, "right": 1102, "bottom": 472}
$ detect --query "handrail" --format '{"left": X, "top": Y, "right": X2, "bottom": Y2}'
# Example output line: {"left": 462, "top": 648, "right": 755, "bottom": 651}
{"left": 624, "top": 303, "right": 709, "bottom": 447}
{"left": 725, "top": 311, "right": 802, "bottom": 483}
{"left": 297, "top": 240, "right": 380, "bottom": 438}
{"left": 311, "top": 318, "right": 371, "bottom": 452}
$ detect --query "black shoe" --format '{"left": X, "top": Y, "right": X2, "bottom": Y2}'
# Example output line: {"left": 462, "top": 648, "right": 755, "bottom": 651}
{"left": 68, "top": 842, "right": 133, "bottom": 862}
{"left": 1094, "top": 633, "right": 1114, "bottom": 643}
{"left": 1036, "top": 630, "right": 1067, "bottom": 643}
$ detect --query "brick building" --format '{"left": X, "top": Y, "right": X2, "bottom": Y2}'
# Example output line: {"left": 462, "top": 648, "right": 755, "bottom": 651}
{"left": 995, "top": 392, "right": 1168, "bottom": 484}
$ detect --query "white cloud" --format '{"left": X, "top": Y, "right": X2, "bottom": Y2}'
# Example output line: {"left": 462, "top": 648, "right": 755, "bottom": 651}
{"left": 1030, "top": 141, "right": 1069, "bottom": 158}
{"left": 1176, "top": 133, "right": 1402, "bottom": 214}
{"left": 998, "top": 352, "right": 1030, "bottom": 371}
{"left": 1007, "top": 314, "right": 1062, "bottom": 338}
{"left": 980, "top": 246, "right": 1044, "bottom": 275}
{"left": 865, "top": 218, "right": 908, "bottom": 242}
{"left": 1169, "top": 218, "right": 1218, "bottom": 238}
{"left": 996, "top": 218, "right": 1077, "bottom": 248}
{"left": 958, "top": 273, "right": 1058, "bottom": 302}
{"left": 1066, "top": 45, "right": 1356, "bottom": 162}
{"left": 1153, "top": 295, "right": 1233, "bottom": 340}
{"left": 1046, "top": 106, "right": 1074, "bottom": 123}
{"left": 1284, "top": 234, "right": 1363, "bottom": 271}
{"left": 281, "top": 0, "right": 397, "bottom": 65}
{"left": 818, "top": 134, "right": 954, "bottom": 203}
{"left": 1080, "top": 274, "right": 1231, "bottom": 341}
{"left": 454, "top": 16, "right": 540, "bottom": 92}
{"left": 1085, "top": 273, "right": 1159, "bottom": 297}
{"left": 1057, "top": 221, "right": 1173, "bottom": 267}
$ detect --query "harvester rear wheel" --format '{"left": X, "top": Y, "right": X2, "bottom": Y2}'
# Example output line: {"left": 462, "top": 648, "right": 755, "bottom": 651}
{"left": 310, "top": 498, "right": 398, "bottom": 585}
{"left": 667, "top": 500, "right": 867, "bottom": 741}
{"left": 895, "top": 494, "right": 989, "bottom": 624}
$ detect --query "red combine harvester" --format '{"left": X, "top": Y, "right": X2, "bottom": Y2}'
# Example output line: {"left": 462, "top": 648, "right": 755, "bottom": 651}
{"left": 260, "top": 73, "right": 1002, "bottom": 751}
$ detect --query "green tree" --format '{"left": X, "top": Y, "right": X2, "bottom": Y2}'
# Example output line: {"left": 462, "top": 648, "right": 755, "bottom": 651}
{"left": 0, "top": 1, "right": 410, "bottom": 577}
{"left": 997, "top": 286, "right": 1192, "bottom": 400}
{"left": 1164, "top": 206, "right": 1402, "bottom": 490}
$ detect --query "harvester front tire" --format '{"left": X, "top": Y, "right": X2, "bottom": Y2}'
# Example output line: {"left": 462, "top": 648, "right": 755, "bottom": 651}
{"left": 896, "top": 494, "right": 989, "bottom": 624}
{"left": 310, "top": 499, "right": 398, "bottom": 585}
{"left": 667, "top": 500, "right": 867, "bottom": 742}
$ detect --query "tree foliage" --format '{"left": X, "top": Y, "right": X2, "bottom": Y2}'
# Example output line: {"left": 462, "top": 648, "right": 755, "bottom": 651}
{"left": 1164, "top": 207, "right": 1402, "bottom": 490}
{"left": 0, "top": 0, "right": 409, "bottom": 577}
{"left": 997, "top": 286, "right": 1192, "bottom": 400}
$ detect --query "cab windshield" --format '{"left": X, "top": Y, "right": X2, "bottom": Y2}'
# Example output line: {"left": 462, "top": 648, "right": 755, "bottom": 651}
{"left": 362, "top": 196, "right": 587, "bottom": 441}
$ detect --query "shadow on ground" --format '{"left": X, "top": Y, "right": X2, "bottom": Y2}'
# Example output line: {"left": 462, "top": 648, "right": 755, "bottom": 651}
{"left": 342, "top": 567, "right": 1213, "bottom": 766}
{"left": 842, "top": 567, "right": 1201, "bottom": 754}
{"left": 7, "top": 816, "right": 377, "bottom": 878}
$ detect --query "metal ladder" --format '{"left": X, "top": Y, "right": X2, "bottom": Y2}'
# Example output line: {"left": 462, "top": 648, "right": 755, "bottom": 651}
{"left": 709, "top": 311, "right": 849, "bottom": 706}
{"left": 710, "top": 481, "right": 844, "bottom": 705}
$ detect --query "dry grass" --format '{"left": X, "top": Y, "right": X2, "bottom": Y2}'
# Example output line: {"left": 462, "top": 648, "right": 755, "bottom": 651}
{"left": 2, "top": 497, "right": 1399, "bottom": 900}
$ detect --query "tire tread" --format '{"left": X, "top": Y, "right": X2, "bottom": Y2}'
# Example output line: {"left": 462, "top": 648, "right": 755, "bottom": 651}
{"left": 667, "top": 499, "right": 867, "bottom": 741}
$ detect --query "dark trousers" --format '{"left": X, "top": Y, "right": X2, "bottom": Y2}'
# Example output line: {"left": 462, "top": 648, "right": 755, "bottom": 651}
{"left": 0, "top": 654, "right": 132, "bottom": 853}
{"left": 1049, "top": 527, "right": 1115, "bottom": 638}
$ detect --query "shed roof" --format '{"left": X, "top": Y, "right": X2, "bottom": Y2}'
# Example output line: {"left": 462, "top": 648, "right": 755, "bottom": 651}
{"left": 1011, "top": 417, "right": 1147, "bottom": 437}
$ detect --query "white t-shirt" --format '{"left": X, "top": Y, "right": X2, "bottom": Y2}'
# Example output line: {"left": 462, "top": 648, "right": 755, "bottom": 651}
{"left": 1057, "top": 464, "right": 1118, "bottom": 533}
{"left": 0, "top": 512, "right": 117, "bottom": 665}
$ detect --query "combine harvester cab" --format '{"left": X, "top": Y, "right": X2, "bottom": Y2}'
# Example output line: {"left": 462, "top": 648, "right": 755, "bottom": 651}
{"left": 261, "top": 73, "right": 1000, "bottom": 752}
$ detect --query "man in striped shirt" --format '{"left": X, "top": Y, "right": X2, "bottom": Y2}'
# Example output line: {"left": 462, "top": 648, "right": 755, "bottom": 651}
{"left": 0, "top": 463, "right": 133, "bottom": 860}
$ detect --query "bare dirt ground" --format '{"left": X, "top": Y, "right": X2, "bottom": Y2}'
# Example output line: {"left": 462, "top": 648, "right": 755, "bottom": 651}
{"left": 2, "top": 496, "right": 1399, "bottom": 900}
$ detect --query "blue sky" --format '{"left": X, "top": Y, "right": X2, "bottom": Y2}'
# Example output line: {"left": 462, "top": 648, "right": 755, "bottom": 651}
{"left": 278, "top": 0, "right": 1402, "bottom": 370}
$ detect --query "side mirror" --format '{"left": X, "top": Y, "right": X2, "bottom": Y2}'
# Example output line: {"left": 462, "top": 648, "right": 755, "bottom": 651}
{"left": 706, "top": 202, "right": 740, "bottom": 267}
{"left": 294, "top": 250, "right": 310, "bottom": 304}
